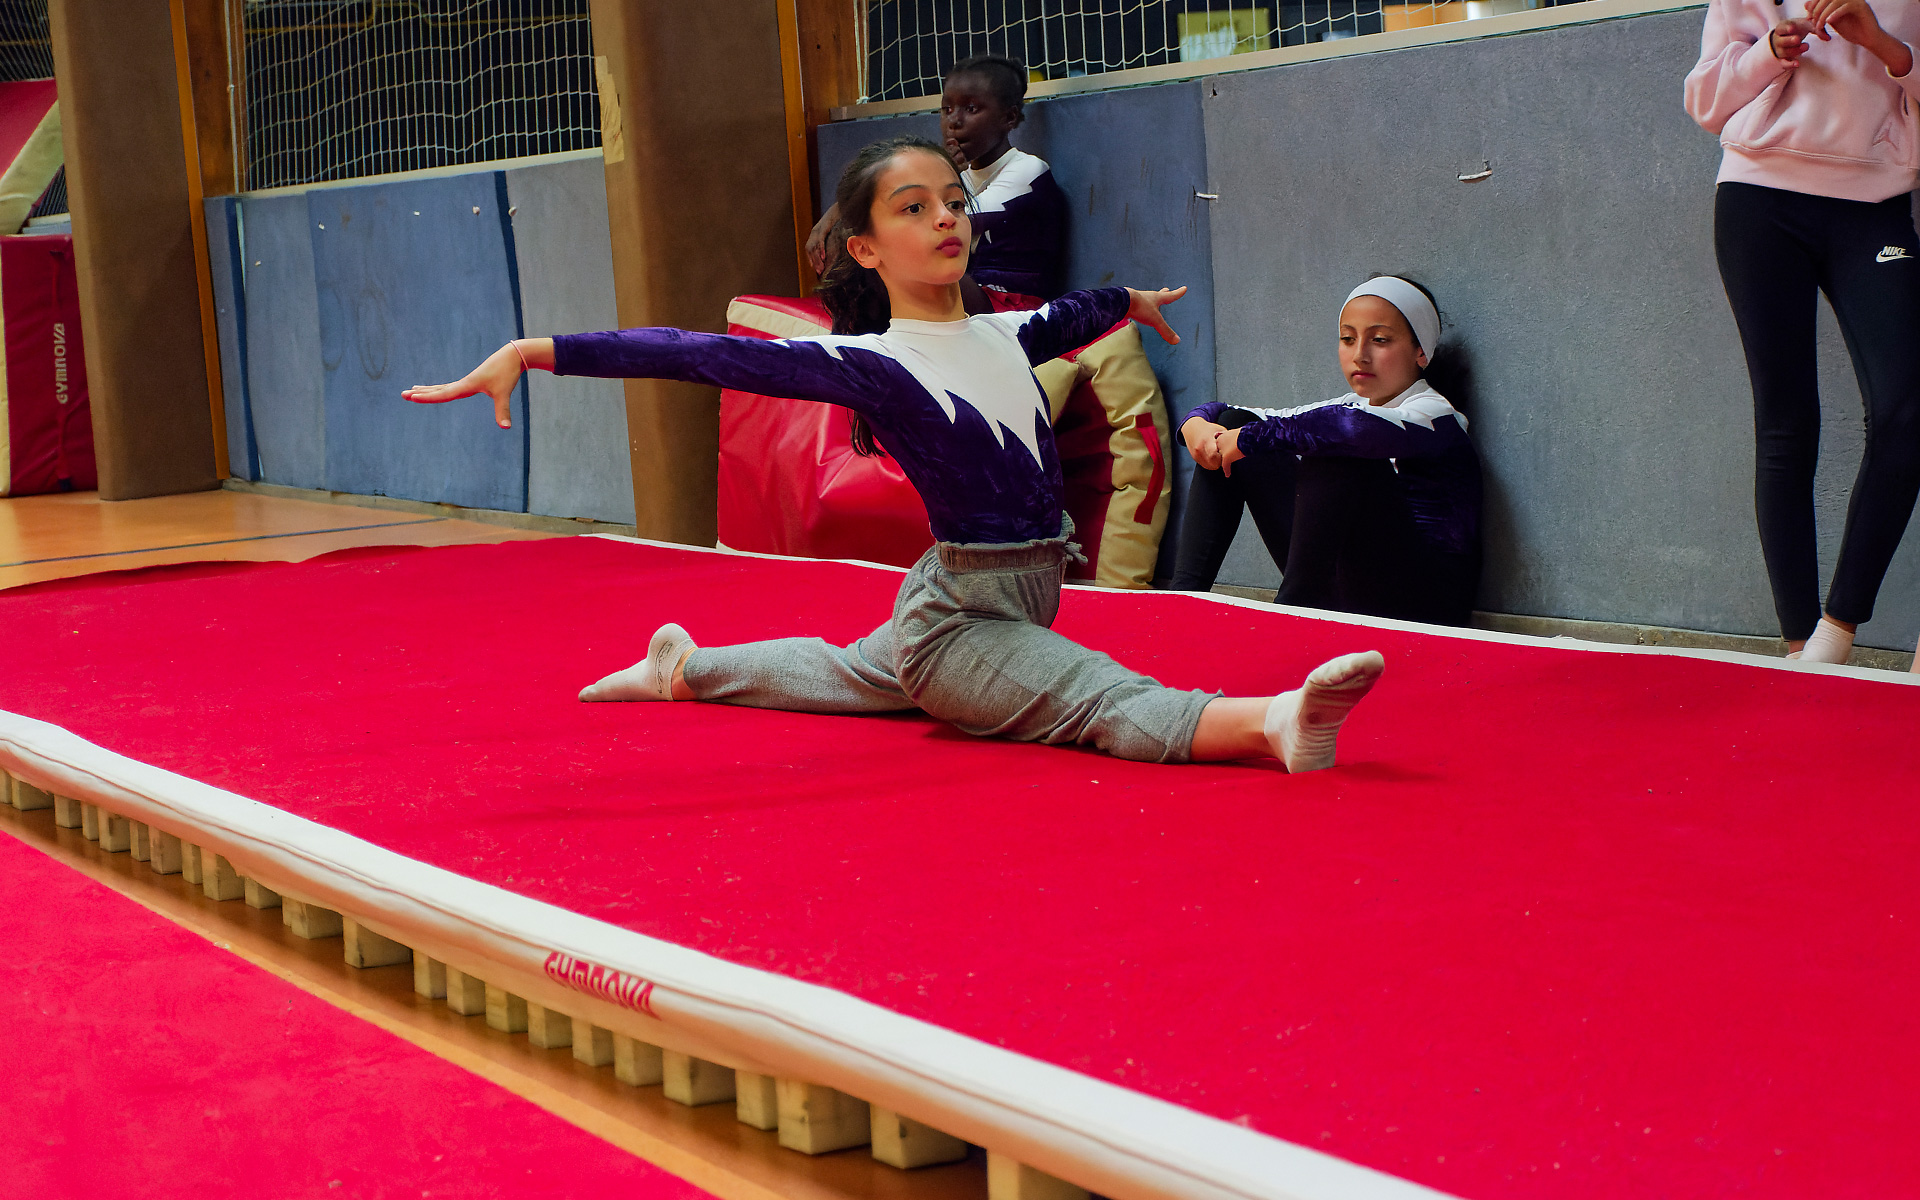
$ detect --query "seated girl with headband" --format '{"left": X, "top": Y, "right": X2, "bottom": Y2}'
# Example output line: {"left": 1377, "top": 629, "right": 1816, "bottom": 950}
{"left": 1170, "top": 276, "right": 1483, "bottom": 626}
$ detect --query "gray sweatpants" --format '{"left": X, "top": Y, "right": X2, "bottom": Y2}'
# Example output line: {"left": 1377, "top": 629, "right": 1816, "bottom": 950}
{"left": 681, "top": 521, "right": 1216, "bottom": 763}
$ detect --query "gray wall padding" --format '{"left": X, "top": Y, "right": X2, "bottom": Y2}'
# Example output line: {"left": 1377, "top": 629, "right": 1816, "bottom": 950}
{"left": 308, "top": 172, "right": 527, "bottom": 511}
{"left": 505, "top": 155, "right": 634, "bottom": 523}
{"left": 236, "top": 192, "right": 326, "bottom": 491}
{"left": 817, "top": 85, "right": 1217, "bottom": 582}
{"left": 1201, "top": 7, "right": 1919, "bottom": 649}
{"left": 203, "top": 196, "right": 255, "bottom": 480}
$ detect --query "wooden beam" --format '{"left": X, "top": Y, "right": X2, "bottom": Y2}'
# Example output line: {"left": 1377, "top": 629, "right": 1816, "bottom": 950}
{"left": 178, "top": 0, "right": 241, "bottom": 195}
{"left": 871, "top": 1106, "right": 970, "bottom": 1168}
{"left": 150, "top": 829, "right": 183, "bottom": 874}
{"left": 128, "top": 821, "right": 152, "bottom": 862}
{"left": 342, "top": 918, "right": 410, "bottom": 968}
{"left": 776, "top": 1079, "right": 871, "bottom": 1154}
{"left": 735, "top": 1070, "right": 779, "bottom": 1131}
{"left": 446, "top": 967, "right": 487, "bottom": 1017}
{"left": 80, "top": 802, "right": 99, "bottom": 841}
{"left": 413, "top": 956, "right": 448, "bottom": 999}
{"left": 283, "top": 898, "right": 342, "bottom": 939}
{"left": 98, "top": 810, "right": 131, "bottom": 853}
{"left": 614, "top": 1035, "right": 664, "bottom": 1086}
{"left": 484, "top": 984, "right": 528, "bottom": 1033}
{"left": 526, "top": 1003, "right": 573, "bottom": 1050}
{"left": 167, "top": 0, "right": 230, "bottom": 480}
{"left": 586, "top": 0, "right": 796, "bottom": 546}
{"left": 243, "top": 877, "right": 280, "bottom": 909}
{"left": 784, "top": 0, "right": 865, "bottom": 290}
{"left": 9, "top": 776, "right": 53, "bottom": 811}
{"left": 661, "top": 1050, "right": 735, "bottom": 1106}
{"left": 202, "top": 850, "right": 244, "bottom": 900}
{"left": 53, "top": 795, "right": 82, "bottom": 829}
{"left": 573, "top": 1021, "right": 614, "bottom": 1067}
{"left": 986, "top": 1153, "right": 1090, "bottom": 1200}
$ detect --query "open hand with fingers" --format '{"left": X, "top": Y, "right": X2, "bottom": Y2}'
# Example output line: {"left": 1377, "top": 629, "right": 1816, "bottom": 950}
{"left": 402, "top": 338, "right": 554, "bottom": 430}
{"left": 1126, "top": 286, "right": 1187, "bottom": 345}
{"left": 1790, "top": 0, "right": 1914, "bottom": 74}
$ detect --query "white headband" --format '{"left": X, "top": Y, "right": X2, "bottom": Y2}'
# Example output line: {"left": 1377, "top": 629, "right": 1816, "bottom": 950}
{"left": 1344, "top": 277, "right": 1439, "bottom": 359}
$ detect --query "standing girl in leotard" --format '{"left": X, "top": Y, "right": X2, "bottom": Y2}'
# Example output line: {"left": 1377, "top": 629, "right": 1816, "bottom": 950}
{"left": 406, "top": 136, "right": 1384, "bottom": 771}
{"left": 1687, "top": 0, "right": 1920, "bottom": 665}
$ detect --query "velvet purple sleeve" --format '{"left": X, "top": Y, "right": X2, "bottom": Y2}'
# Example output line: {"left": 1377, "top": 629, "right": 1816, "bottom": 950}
{"left": 1237, "top": 405, "right": 1471, "bottom": 459}
{"left": 1183, "top": 402, "right": 1230, "bottom": 426}
{"left": 1008, "top": 287, "right": 1130, "bottom": 365}
{"left": 551, "top": 327, "right": 880, "bottom": 414}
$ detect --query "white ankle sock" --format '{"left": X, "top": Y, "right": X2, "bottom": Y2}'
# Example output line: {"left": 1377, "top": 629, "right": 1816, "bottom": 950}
{"left": 579, "top": 623, "right": 696, "bottom": 702}
{"left": 1264, "top": 650, "right": 1385, "bottom": 773}
{"left": 1799, "top": 618, "right": 1854, "bottom": 666}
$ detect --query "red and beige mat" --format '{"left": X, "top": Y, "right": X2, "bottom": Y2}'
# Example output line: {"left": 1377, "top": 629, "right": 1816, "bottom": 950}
{"left": 1, "top": 536, "right": 1915, "bottom": 1200}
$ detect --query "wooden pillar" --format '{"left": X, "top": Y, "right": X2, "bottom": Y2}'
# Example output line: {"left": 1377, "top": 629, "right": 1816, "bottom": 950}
{"left": 780, "top": 0, "right": 864, "bottom": 291}
{"left": 47, "top": 0, "right": 221, "bottom": 498}
{"left": 587, "top": 1, "right": 796, "bottom": 547}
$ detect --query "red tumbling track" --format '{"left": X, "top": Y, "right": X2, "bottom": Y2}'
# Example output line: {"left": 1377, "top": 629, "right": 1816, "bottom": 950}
{"left": 2, "top": 537, "right": 1916, "bottom": 1199}
{"left": 0, "top": 830, "right": 712, "bottom": 1199}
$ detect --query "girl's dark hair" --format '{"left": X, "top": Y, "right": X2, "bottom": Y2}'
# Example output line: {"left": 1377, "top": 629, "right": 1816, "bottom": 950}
{"left": 1366, "top": 271, "right": 1471, "bottom": 410}
{"left": 948, "top": 54, "right": 1028, "bottom": 124}
{"left": 817, "top": 134, "right": 965, "bottom": 456}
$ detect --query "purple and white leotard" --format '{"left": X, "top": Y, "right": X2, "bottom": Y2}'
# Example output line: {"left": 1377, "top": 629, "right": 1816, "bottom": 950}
{"left": 553, "top": 287, "right": 1129, "bottom": 546}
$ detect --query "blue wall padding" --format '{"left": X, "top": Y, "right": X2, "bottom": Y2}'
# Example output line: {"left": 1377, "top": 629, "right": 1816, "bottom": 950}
{"left": 237, "top": 192, "right": 327, "bottom": 491}
{"left": 504, "top": 155, "right": 634, "bottom": 523}
{"left": 818, "top": 85, "right": 1216, "bottom": 583}
{"left": 202, "top": 196, "right": 257, "bottom": 480}
{"left": 307, "top": 172, "right": 527, "bottom": 511}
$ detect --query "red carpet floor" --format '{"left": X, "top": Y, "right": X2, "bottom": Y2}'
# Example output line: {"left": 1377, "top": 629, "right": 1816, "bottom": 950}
{"left": 1, "top": 537, "right": 1916, "bottom": 1199}
{"left": 0, "top": 828, "right": 712, "bottom": 1199}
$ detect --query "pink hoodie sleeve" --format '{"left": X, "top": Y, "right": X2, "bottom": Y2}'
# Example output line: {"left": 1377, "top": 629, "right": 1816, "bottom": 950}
{"left": 1685, "top": 0, "right": 1793, "bottom": 134}
{"left": 1887, "top": 43, "right": 1920, "bottom": 103}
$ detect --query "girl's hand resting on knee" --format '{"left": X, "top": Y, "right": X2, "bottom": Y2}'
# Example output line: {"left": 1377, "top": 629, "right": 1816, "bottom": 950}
{"left": 403, "top": 338, "right": 555, "bottom": 430}
{"left": 1182, "top": 415, "right": 1229, "bottom": 470}
{"left": 1126, "top": 286, "right": 1186, "bottom": 345}
{"left": 1217, "top": 426, "right": 1246, "bottom": 477}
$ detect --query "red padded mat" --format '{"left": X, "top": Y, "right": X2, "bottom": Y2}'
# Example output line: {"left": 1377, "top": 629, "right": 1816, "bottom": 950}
{"left": 0, "top": 829, "right": 710, "bottom": 1199}
{"left": 1, "top": 537, "right": 1915, "bottom": 1199}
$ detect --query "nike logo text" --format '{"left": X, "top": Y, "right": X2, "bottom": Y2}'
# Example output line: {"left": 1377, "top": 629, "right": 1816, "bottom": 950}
{"left": 1876, "top": 246, "right": 1911, "bottom": 263}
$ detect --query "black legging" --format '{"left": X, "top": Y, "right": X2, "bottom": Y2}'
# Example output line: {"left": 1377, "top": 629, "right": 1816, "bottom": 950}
{"left": 1170, "top": 411, "right": 1478, "bottom": 625}
{"left": 1715, "top": 181, "right": 1920, "bottom": 640}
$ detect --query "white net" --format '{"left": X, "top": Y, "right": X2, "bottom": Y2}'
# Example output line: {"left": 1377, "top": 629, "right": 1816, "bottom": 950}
{"left": 0, "top": 0, "right": 50, "bottom": 84}
{"left": 244, "top": 0, "right": 600, "bottom": 192}
{"left": 862, "top": 0, "right": 1586, "bottom": 102}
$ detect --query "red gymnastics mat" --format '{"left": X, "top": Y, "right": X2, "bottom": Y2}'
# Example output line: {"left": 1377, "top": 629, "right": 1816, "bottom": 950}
{"left": 0, "top": 829, "right": 712, "bottom": 1200}
{"left": 1, "top": 536, "right": 1916, "bottom": 1200}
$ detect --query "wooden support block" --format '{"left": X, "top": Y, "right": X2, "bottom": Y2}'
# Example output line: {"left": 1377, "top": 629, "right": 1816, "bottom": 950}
{"left": 202, "top": 852, "right": 244, "bottom": 901}
{"left": 128, "top": 821, "right": 151, "bottom": 861}
{"left": 149, "top": 829, "right": 182, "bottom": 875}
{"left": 572, "top": 1021, "right": 614, "bottom": 1067}
{"left": 614, "top": 1036, "right": 664, "bottom": 1086}
{"left": 527, "top": 1003, "right": 573, "bottom": 1049}
{"left": 181, "top": 843, "right": 203, "bottom": 885}
{"left": 413, "top": 956, "right": 447, "bottom": 999}
{"left": 662, "top": 1050, "right": 734, "bottom": 1104}
{"left": 243, "top": 878, "right": 280, "bottom": 909}
{"left": 53, "top": 795, "right": 83, "bottom": 828}
{"left": 445, "top": 968, "right": 487, "bottom": 1016}
{"left": 282, "top": 898, "right": 342, "bottom": 939}
{"left": 484, "top": 984, "right": 528, "bottom": 1033}
{"left": 986, "top": 1153, "right": 1090, "bottom": 1200}
{"left": 735, "top": 1070, "right": 779, "bottom": 1131}
{"left": 871, "top": 1106, "right": 970, "bottom": 1169}
{"left": 342, "top": 918, "right": 411, "bottom": 968}
{"left": 10, "top": 776, "right": 54, "bottom": 811}
{"left": 80, "top": 802, "right": 99, "bottom": 841}
{"left": 777, "top": 1079, "right": 871, "bottom": 1155}
{"left": 97, "top": 811, "right": 131, "bottom": 853}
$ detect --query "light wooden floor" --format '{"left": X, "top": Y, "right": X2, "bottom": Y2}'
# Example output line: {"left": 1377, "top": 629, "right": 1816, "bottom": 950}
{"left": 0, "top": 489, "right": 551, "bottom": 591}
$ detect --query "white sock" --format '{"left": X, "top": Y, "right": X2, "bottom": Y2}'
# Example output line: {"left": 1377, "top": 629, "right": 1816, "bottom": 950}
{"left": 1799, "top": 617, "right": 1854, "bottom": 666}
{"left": 1263, "top": 650, "right": 1385, "bottom": 773}
{"left": 579, "top": 623, "right": 696, "bottom": 702}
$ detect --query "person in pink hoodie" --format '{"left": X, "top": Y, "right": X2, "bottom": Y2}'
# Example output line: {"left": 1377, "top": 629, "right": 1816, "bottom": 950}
{"left": 1687, "top": 0, "right": 1920, "bottom": 669}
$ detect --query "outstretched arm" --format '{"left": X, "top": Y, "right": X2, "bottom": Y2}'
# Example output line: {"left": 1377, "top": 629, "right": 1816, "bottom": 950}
{"left": 1005, "top": 286, "right": 1185, "bottom": 364}
{"left": 404, "top": 329, "right": 882, "bottom": 428}
{"left": 403, "top": 339, "right": 553, "bottom": 429}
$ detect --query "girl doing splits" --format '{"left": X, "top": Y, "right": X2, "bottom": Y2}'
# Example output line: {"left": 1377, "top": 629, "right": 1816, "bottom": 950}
{"left": 1174, "top": 278, "right": 1482, "bottom": 627}
{"left": 405, "top": 136, "right": 1384, "bottom": 771}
